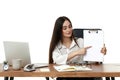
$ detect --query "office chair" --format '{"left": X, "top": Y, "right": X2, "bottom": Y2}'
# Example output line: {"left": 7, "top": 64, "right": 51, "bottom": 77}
{"left": 4, "top": 77, "right": 14, "bottom": 80}
{"left": 73, "top": 28, "right": 115, "bottom": 80}
{"left": 45, "top": 77, "right": 49, "bottom": 80}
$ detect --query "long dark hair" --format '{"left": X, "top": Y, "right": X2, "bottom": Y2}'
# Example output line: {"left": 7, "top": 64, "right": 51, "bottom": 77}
{"left": 49, "top": 16, "right": 76, "bottom": 64}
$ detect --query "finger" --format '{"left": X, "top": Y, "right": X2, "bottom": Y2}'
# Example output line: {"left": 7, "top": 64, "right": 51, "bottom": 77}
{"left": 85, "top": 46, "right": 92, "bottom": 49}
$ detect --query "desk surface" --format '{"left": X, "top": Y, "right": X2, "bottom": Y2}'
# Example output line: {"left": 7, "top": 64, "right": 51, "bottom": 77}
{"left": 0, "top": 64, "right": 120, "bottom": 77}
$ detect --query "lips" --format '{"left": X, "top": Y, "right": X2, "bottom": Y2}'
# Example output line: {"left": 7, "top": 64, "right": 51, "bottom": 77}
{"left": 66, "top": 32, "right": 72, "bottom": 36}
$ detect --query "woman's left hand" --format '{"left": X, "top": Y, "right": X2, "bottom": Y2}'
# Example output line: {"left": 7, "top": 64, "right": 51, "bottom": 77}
{"left": 101, "top": 44, "right": 107, "bottom": 55}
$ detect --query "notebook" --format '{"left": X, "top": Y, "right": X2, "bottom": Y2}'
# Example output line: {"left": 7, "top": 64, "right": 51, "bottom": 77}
{"left": 3, "top": 41, "right": 31, "bottom": 67}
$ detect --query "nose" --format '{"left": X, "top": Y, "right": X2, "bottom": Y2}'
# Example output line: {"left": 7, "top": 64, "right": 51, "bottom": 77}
{"left": 67, "top": 27, "right": 72, "bottom": 31}
{"left": 66, "top": 28, "right": 72, "bottom": 34}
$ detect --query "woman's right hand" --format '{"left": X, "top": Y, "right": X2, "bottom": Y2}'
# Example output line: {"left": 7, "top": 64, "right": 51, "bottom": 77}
{"left": 77, "top": 46, "right": 92, "bottom": 55}
{"left": 68, "top": 46, "right": 92, "bottom": 61}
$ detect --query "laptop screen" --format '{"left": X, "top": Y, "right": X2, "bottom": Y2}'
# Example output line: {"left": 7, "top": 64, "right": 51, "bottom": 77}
{"left": 3, "top": 41, "right": 31, "bottom": 67}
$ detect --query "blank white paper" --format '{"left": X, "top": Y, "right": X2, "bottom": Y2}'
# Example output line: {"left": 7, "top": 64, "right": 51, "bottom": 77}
{"left": 83, "top": 30, "right": 104, "bottom": 62}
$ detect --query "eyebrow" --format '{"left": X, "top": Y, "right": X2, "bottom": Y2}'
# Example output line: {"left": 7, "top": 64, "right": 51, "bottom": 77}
{"left": 63, "top": 24, "right": 71, "bottom": 27}
{"left": 63, "top": 26, "right": 67, "bottom": 28}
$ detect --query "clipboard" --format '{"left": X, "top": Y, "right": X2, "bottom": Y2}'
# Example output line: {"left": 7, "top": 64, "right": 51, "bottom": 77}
{"left": 83, "top": 29, "right": 104, "bottom": 62}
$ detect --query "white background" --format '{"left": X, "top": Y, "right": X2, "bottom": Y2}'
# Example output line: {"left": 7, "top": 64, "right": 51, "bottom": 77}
{"left": 0, "top": 0, "right": 120, "bottom": 80}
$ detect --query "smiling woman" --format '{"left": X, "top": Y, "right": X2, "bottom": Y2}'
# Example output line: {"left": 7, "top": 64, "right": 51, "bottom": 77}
{"left": 49, "top": 16, "right": 106, "bottom": 80}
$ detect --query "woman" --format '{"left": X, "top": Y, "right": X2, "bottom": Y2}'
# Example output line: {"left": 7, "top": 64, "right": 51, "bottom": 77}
{"left": 49, "top": 16, "right": 106, "bottom": 80}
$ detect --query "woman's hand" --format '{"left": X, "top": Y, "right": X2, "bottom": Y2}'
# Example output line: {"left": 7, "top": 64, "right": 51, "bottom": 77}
{"left": 101, "top": 44, "right": 107, "bottom": 55}
{"left": 67, "top": 46, "right": 92, "bottom": 61}
{"left": 78, "top": 46, "right": 92, "bottom": 55}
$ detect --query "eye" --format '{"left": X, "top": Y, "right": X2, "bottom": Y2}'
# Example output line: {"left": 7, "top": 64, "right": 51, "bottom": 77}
{"left": 68, "top": 24, "right": 72, "bottom": 29}
{"left": 63, "top": 26, "right": 67, "bottom": 30}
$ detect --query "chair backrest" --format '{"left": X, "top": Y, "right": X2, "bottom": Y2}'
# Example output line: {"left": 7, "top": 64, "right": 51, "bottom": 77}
{"left": 73, "top": 28, "right": 84, "bottom": 38}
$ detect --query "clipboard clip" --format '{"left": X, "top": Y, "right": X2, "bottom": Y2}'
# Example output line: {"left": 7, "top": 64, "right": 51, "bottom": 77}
{"left": 88, "top": 30, "right": 98, "bottom": 33}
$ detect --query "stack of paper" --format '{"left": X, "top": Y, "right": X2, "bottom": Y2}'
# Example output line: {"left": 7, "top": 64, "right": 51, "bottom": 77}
{"left": 54, "top": 65, "right": 92, "bottom": 72}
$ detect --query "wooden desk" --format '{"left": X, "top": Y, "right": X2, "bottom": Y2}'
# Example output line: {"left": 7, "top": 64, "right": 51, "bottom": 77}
{"left": 0, "top": 64, "right": 120, "bottom": 77}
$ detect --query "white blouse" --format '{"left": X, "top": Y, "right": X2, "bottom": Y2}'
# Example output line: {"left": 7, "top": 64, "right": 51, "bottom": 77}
{"left": 52, "top": 38, "right": 84, "bottom": 64}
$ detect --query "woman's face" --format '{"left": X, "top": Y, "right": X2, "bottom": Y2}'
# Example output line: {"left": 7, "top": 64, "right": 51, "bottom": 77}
{"left": 62, "top": 20, "right": 72, "bottom": 38}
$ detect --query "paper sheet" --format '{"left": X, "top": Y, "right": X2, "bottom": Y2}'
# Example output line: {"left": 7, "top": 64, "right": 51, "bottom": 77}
{"left": 39, "top": 67, "right": 50, "bottom": 72}
{"left": 83, "top": 30, "right": 104, "bottom": 62}
{"left": 54, "top": 65, "right": 92, "bottom": 72}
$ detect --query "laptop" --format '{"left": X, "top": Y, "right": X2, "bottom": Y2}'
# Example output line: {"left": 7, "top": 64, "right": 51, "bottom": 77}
{"left": 3, "top": 41, "right": 31, "bottom": 67}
